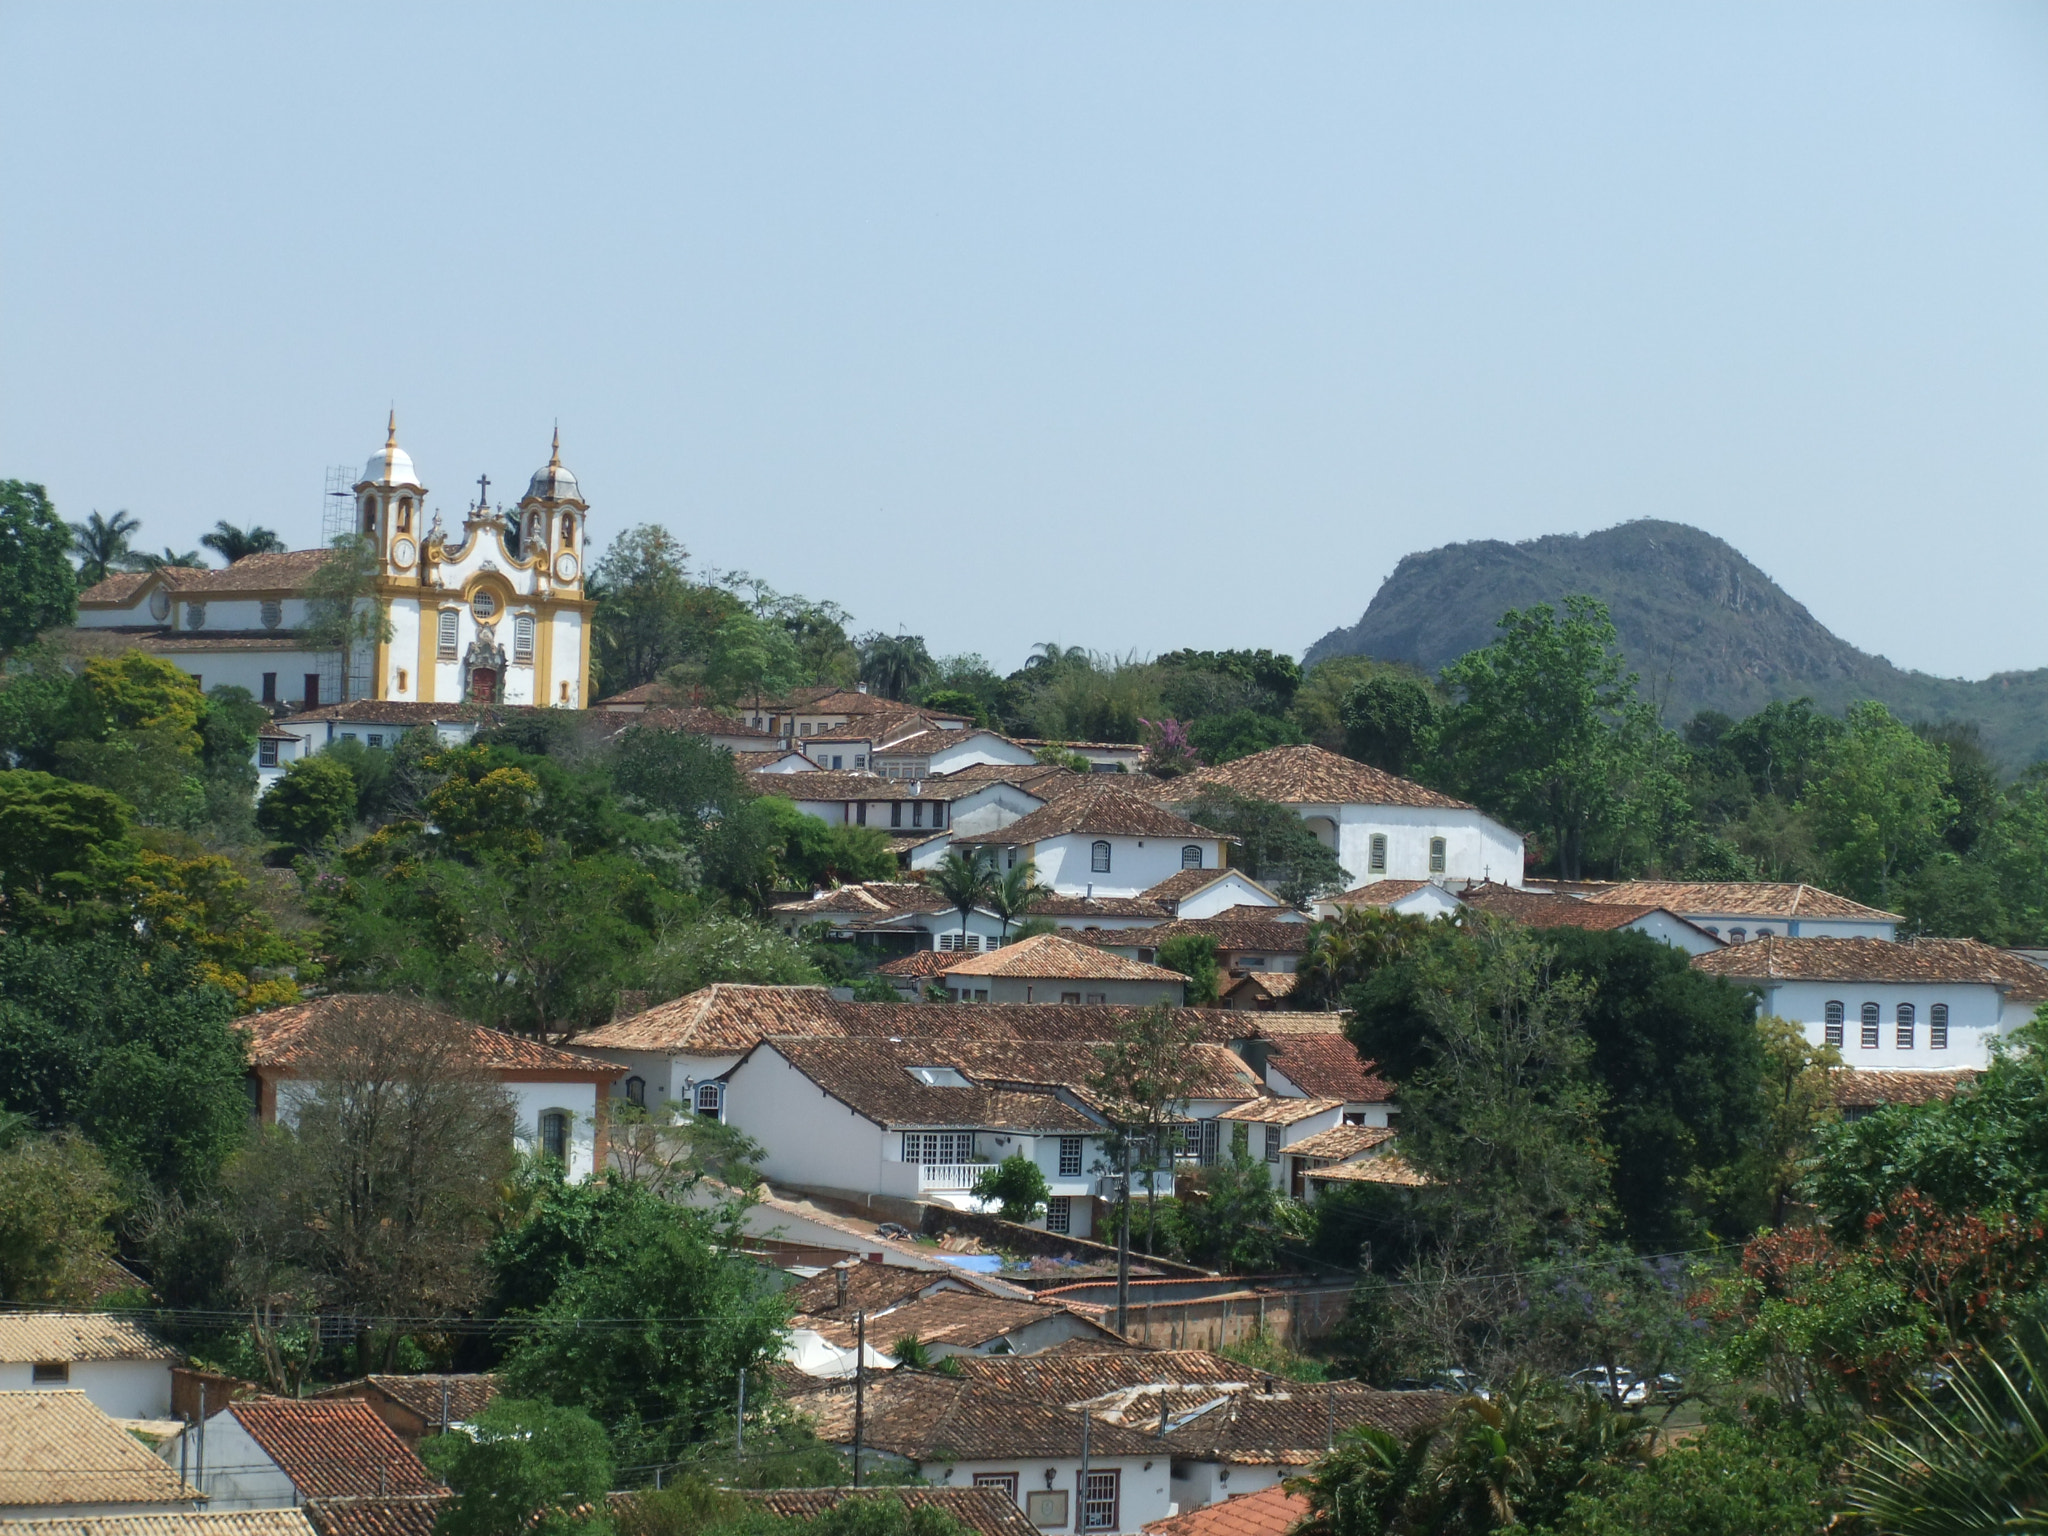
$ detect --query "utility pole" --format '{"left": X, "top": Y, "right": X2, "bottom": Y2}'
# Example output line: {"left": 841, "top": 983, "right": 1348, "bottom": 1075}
{"left": 1114, "top": 1138, "right": 1132, "bottom": 1336}
{"left": 195, "top": 1382, "right": 207, "bottom": 1499}
{"left": 852, "top": 1311, "right": 866, "bottom": 1489}
{"left": 736, "top": 1368, "right": 747, "bottom": 1458}
{"left": 1077, "top": 1405, "right": 1091, "bottom": 1534}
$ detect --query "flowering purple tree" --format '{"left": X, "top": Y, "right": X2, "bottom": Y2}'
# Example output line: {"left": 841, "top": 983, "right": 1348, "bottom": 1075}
{"left": 1140, "top": 717, "right": 1202, "bottom": 779}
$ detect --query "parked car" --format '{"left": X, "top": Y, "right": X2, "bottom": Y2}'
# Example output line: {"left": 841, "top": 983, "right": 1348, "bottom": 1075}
{"left": 1394, "top": 1368, "right": 1490, "bottom": 1400}
{"left": 1566, "top": 1366, "right": 1649, "bottom": 1406}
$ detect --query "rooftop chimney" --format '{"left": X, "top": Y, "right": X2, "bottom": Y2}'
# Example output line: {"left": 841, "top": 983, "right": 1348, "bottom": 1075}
{"left": 835, "top": 1267, "right": 849, "bottom": 1308}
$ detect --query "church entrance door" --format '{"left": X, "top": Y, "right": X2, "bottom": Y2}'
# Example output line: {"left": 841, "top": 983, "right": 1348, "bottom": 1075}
{"left": 470, "top": 668, "right": 498, "bottom": 703}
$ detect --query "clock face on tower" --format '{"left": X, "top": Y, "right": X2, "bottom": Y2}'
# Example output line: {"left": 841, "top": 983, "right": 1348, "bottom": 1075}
{"left": 554, "top": 552, "right": 580, "bottom": 583}
{"left": 391, "top": 537, "right": 417, "bottom": 569}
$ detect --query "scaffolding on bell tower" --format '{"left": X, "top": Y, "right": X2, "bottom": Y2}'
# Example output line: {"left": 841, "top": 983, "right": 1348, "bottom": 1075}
{"left": 313, "top": 463, "right": 373, "bottom": 705}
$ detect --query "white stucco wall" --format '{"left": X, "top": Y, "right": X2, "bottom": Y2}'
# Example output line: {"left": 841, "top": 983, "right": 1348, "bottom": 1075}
{"left": 1032, "top": 835, "right": 1226, "bottom": 899}
{"left": 1624, "top": 912, "right": 1723, "bottom": 956}
{"left": 1317, "top": 804, "right": 1523, "bottom": 891}
{"left": 0, "top": 1360, "right": 171, "bottom": 1419}
{"left": 1174, "top": 873, "right": 1283, "bottom": 918}
{"left": 1691, "top": 914, "right": 1895, "bottom": 942}
{"left": 918, "top": 1455, "right": 1168, "bottom": 1535}
{"left": 1171, "top": 1460, "right": 1283, "bottom": 1511}
{"left": 724, "top": 1046, "right": 893, "bottom": 1197}
{"left": 277, "top": 1077, "right": 599, "bottom": 1181}
{"left": 161, "top": 1411, "right": 296, "bottom": 1510}
{"left": 385, "top": 601, "right": 421, "bottom": 698}
{"left": 1756, "top": 979, "right": 2017, "bottom": 1070}
{"left": 953, "top": 976, "right": 1186, "bottom": 1007}
{"left": 926, "top": 733, "right": 1040, "bottom": 774}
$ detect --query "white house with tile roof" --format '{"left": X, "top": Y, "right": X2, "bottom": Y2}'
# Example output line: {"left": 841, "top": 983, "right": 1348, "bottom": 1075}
{"left": 1566, "top": 881, "right": 1900, "bottom": 941}
{"left": 1170, "top": 746, "right": 1524, "bottom": 891}
{"left": 0, "top": 1317, "right": 179, "bottom": 1420}
{"left": 1313, "top": 879, "right": 1467, "bottom": 922}
{"left": 952, "top": 784, "right": 1229, "bottom": 898}
{"left": 938, "top": 933, "right": 1189, "bottom": 1006}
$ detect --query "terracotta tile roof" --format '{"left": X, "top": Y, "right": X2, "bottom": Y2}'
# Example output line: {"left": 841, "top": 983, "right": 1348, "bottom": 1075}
{"left": 324, "top": 1375, "right": 499, "bottom": 1426}
{"left": 158, "top": 550, "right": 332, "bottom": 594}
{"left": 940, "top": 933, "right": 1187, "bottom": 983}
{"left": 741, "top": 1489, "right": 1038, "bottom": 1536}
{"left": 752, "top": 770, "right": 909, "bottom": 800}
{"left": 1243, "top": 1014, "right": 1348, "bottom": 1037}
{"left": 1142, "top": 1484, "right": 1309, "bottom": 1536}
{"left": 15, "top": 1518, "right": 316, "bottom": 1536}
{"left": 953, "top": 1349, "right": 1254, "bottom": 1403}
{"left": 246, "top": 996, "right": 615, "bottom": 1076}
{"left": 76, "top": 571, "right": 158, "bottom": 605}
{"left": 1176, "top": 746, "right": 1475, "bottom": 812}
{"left": 876, "top": 950, "right": 955, "bottom": 979}
{"left": 285, "top": 700, "right": 534, "bottom": 726}
{"left": 1217, "top": 1097, "right": 1343, "bottom": 1125}
{"left": 1025, "top": 895, "right": 1177, "bottom": 919}
{"left": 952, "top": 783, "right": 1222, "bottom": 845}
{"left": 0, "top": 1314, "right": 178, "bottom": 1364}
{"left": 607, "top": 706, "right": 772, "bottom": 739}
{"left": 1324, "top": 879, "right": 1438, "bottom": 907}
{"left": 1223, "top": 972, "right": 1299, "bottom": 1004}
{"left": 772, "top": 883, "right": 956, "bottom": 917}
{"left": 135, "top": 631, "right": 317, "bottom": 654}
{"left": 787, "top": 1263, "right": 974, "bottom": 1321}
{"left": 1459, "top": 886, "right": 1671, "bottom": 931}
{"left": 1580, "top": 881, "right": 1902, "bottom": 923}
{"left": 0, "top": 1391, "right": 203, "bottom": 1509}
{"left": 1263, "top": 1037, "right": 1395, "bottom": 1103}
{"left": 1304, "top": 1154, "right": 1432, "bottom": 1188}
{"left": 734, "top": 751, "right": 817, "bottom": 771}
{"left": 300, "top": 1499, "right": 445, "bottom": 1536}
{"left": 801, "top": 1292, "right": 1115, "bottom": 1353}
{"left": 1139, "top": 869, "right": 1255, "bottom": 905}
{"left": 786, "top": 1371, "right": 1163, "bottom": 1460}
{"left": 756, "top": 1037, "right": 1110, "bottom": 1131}
{"left": 1829, "top": 1068, "right": 1983, "bottom": 1108}
{"left": 227, "top": 1398, "right": 438, "bottom": 1501}
{"left": 573, "top": 984, "right": 843, "bottom": 1052}
{"left": 1284, "top": 1124, "right": 1396, "bottom": 1161}
{"left": 1157, "top": 1382, "right": 1452, "bottom": 1463}
{"left": 1085, "top": 917, "right": 1313, "bottom": 955}
{"left": 1691, "top": 936, "right": 2048, "bottom": 999}
{"left": 933, "top": 763, "right": 1084, "bottom": 793}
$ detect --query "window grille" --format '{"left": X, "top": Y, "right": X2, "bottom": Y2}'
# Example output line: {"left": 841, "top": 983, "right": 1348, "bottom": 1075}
{"left": 31, "top": 1362, "right": 69, "bottom": 1384}
{"left": 1059, "top": 1137, "right": 1083, "bottom": 1176}
{"left": 1824, "top": 1001, "right": 1844, "bottom": 1047}
{"left": 903, "top": 1131, "right": 973, "bottom": 1163}
{"left": 514, "top": 614, "right": 535, "bottom": 662}
{"left": 1082, "top": 1470, "right": 1120, "bottom": 1531}
{"left": 1429, "top": 836, "right": 1447, "bottom": 873}
{"left": 1265, "top": 1125, "right": 1281, "bottom": 1163}
{"left": 1182, "top": 845, "right": 1203, "bottom": 869}
{"left": 912, "top": 802, "right": 924, "bottom": 828}
{"left": 1897, "top": 1002, "right": 1915, "bottom": 1050}
{"left": 625, "top": 1077, "right": 646, "bottom": 1106}
{"left": 1730, "top": 928, "right": 1747, "bottom": 944}
{"left": 259, "top": 740, "right": 280, "bottom": 768}
{"left": 185, "top": 602, "right": 206, "bottom": 630}
{"left": 973, "top": 1474, "right": 1019, "bottom": 1505}
{"left": 539, "top": 1110, "right": 569, "bottom": 1161}
{"left": 1091, "top": 840, "right": 1112, "bottom": 873}
{"left": 472, "top": 590, "right": 497, "bottom": 621}
{"left": 1368, "top": 834, "right": 1387, "bottom": 873}
{"left": 891, "top": 802, "right": 903, "bottom": 828}
{"left": 695, "top": 1083, "right": 724, "bottom": 1120}
{"left": 1046, "top": 1196, "right": 1072, "bottom": 1234}
{"left": 1930, "top": 1004, "right": 1949, "bottom": 1049}
{"left": 437, "top": 610, "right": 459, "bottom": 658}
{"left": 1061, "top": 991, "right": 1082, "bottom": 1004}
{"left": 1860, "top": 1002, "right": 1881, "bottom": 1050}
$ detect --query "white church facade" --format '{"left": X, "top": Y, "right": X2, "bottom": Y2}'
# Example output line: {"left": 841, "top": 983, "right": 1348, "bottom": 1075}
{"left": 74, "top": 415, "right": 595, "bottom": 712}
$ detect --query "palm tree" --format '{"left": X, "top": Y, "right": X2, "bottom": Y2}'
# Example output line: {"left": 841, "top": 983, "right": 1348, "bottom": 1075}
{"left": 68, "top": 509, "right": 140, "bottom": 584}
{"left": 132, "top": 547, "right": 206, "bottom": 571}
{"left": 927, "top": 848, "right": 999, "bottom": 957}
{"left": 857, "top": 631, "right": 935, "bottom": 701}
{"left": 200, "top": 520, "right": 286, "bottom": 564}
{"left": 987, "top": 858, "right": 1048, "bottom": 942}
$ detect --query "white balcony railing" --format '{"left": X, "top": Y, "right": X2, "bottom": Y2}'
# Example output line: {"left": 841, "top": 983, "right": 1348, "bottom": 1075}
{"left": 918, "top": 1162, "right": 991, "bottom": 1192}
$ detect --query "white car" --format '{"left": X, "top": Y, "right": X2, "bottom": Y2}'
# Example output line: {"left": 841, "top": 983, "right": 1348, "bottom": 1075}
{"left": 1566, "top": 1366, "right": 1649, "bottom": 1406}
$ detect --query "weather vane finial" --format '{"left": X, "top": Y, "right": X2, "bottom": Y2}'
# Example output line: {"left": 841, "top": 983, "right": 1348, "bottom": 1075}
{"left": 549, "top": 422, "right": 561, "bottom": 469}
{"left": 386, "top": 408, "right": 397, "bottom": 449}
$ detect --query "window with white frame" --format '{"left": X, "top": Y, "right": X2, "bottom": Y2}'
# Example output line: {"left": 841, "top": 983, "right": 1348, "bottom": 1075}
{"left": 1368, "top": 834, "right": 1387, "bottom": 873}
{"left": 1182, "top": 845, "right": 1203, "bottom": 869}
{"left": 538, "top": 1110, "right": 570, "bottom": 1161}
{"left": 437, "top": 609, "right": 459, "bottom": 658}
{"left": 259, "top": 739, "right": 280, "bottom": 768}
{"left": 1824, "top": 1001, "right": 1844, "bottom": 1048}
{"left": 1091, "top": 840, "right": 1112, "bottom": 873}
{"left": 1081, "top": 1469, "right": 1119, "bottom": 1531}
{"left": 973, "top": 1474, "right": 1019, "bottom": 1506}
{"left": 1429, "top": 836, "right": 1447, "bottom": 873}
{"left": 1896, "top": 1002, "right": 1915, "bottom": 1050}
{"left": 1860, "top": 1002, "right": 1881, "bottom": 1049}
{"left": 903, "top": 1131, "right": 974, "bottom": 1164}
{"left": 1264, "top": 1124, "right": 1281, "bottom": 1163}
{"left": 1059, "top": 1137, "right": 1083, "bottom": 1176}
{"left": 694, "top": 1083, "right": 723, "bottom": 1120}
{"left": 514, "top": 614, "right": 535, "bottom": 662}
{"left": 1045, "top": 1195, "right": 1072, "bottom": 1234}
{"left": 1930, "top": 1003, "right": 1949, "bottom": 1049}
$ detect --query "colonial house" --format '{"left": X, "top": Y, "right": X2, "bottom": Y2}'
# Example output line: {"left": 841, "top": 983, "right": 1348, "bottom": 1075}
{"left": 74, "top": 417, "right": 594, "bottom": 710}
{"left": 0, "top": 1391, "right": 203, "bottom": 1519}
{"left": 796, "top": 1290, "right": 1129, "bottom": 1362}
{"left": 747, "top": 769, "right": 964, "bottom": 842}
{"left": 718, "top": 1033, "right": 1266, "bottom": 1236}
{"left": 1299, "top": 1152, "right": 1431, "bottom": 1201}
{"left": 1690, "top": 935, "right": 2048, "bottom": 1071}
{"left": 951, "top": 785, "right": 1230, "bottom": 899}
{"left": 1563, "top": 881, "right": 1901, "bottom": 942}
{"left": 0, "top": 1316, "right": 178, "bottom": 1420}
{"left": 568, "top": 983, "right": 846, "bottom": 1120}
{"left": 940, "top": 934, "right": 1189, "bottom": 1006}
{"left": 1212, "top": 1098, "right": 1350, "bottom": 1190}
{"left": 1237, "top": 1024, "right": 1399, "bottom": 1128}
{"left": 161, "top": 1398, "right": 437, "bottom": 1510}
{"left": 245, "top": 996, "right": 622, "bottom": 1180}
{"left": 309, "top": 1375, "right": 499, "bottom": 1446}
{"left": 1218, "top": 972, "right": 1298, "bottom": 1011}
{"left": 1313, "top": 879, "right": 1467, "bottom": 922}
{"left": 1456, "top": 884, "right": 1723, "bottom": 955}
{"left": 784, "top": 1371, "right": 1172, "bottom": 1535}
{"left": 1271, "top": 1124, "right": 1401, "bottom": 1201}
{"left": 1168, "top": 746, "right": 1525, "bottom": 891}
{"left": 1081, "top": 913, "right": 1313, "bottom": 978}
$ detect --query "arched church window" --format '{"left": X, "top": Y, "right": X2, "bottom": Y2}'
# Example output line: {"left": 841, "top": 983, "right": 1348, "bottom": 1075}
{"left": 514, "top": 615, "right": 535, "bottom": 663}
{"left": 398, "top": 499, "right": 412, "bottom": 533}
{"left": 559, "top": 515, "right": 574, "bottom": 548}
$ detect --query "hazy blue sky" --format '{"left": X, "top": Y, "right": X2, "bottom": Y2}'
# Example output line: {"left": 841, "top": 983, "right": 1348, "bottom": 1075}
{"left": 4, "top": 3, "right": 2044, "bottom": 678}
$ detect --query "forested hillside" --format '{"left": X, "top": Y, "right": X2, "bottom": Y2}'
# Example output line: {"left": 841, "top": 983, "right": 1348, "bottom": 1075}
{"left": 1305, "top": 519, "right": 2048, "bottom": 767}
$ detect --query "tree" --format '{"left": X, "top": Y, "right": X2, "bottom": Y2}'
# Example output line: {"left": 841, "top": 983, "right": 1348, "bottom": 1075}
{"left": 1800, "top": 701, "right": 1957, "bottom": 906}
{"left": 971, "top": 1153, "right": 1051, "bottom": 1224}
{"left": 641, "top": 913, "right": 824, "bottom": 1001}
{"left": 0, "top": 770, "right": 134, "bottom": 925}
{"left": 1294, "top": 1420, "right": 1434, "bottom": 1536}
{"left": 302, "top": 533, "right": 392, "bottom": 699}
{"left": 134, "top": 546, "right": 205, "bottom": 571}
{"left": 222, "top": 997, "right": 515, "bottom": 1372}
{"left": 199, "top": 521, "right": 286, "bottom": 564}
{"left": 496, "top": 1171, "right": 790, "bottom": 1465}
{"left": 1186, "top": 709, "right": 1304, "bottom": 765}
{"left": 1433, "top": 597, "right": 1682, "bottom": 879}
{"left": 424, "top": 1398, "right": 614, "bottom": 1536}
{"left": 1340, "top": 673, "right": 1438, "bottom": 776}
{"left": 1090, "top": 1005, "right": 1215, "bottom": 1252}
{"left": 256, "top": 754, "right": 358, "bottom": 851}
{"left": 0, "top": 481, "right": 76, "bottom": 652}
{"left": 705, "top": 610, "right": 804, "bottom": 709}
{"left": 1155, "top": 933, "right": 1219, "bottom": 1005}
{"left": 0, "top": 1127, "right": 122, "bottom": 1305}
{"left": 68, "top": 509, "right": 141, "bottom": 586}
{"left": 986, "top": 858, "right": 1047, "bottom": 942}
{"left": 857, "top": 633, "right": 936, "bottom": 702}
{"left": 1179, "top": 785, "right": 1345, "bottom": 907}
{"left": 1752, "top": 1015, "right": 1841, "bottom": 1228}
{"left": 1296, "top": 907, "right": 1424, "bottom": 1010}
{"left": 590, "top": 526, "right": 698, "bottom": 692}
{"left": 927, "top": 848, "right": 997, "bottom": 953}
{"left": 0, "top": 933, "right": 251, "bottom": 1194}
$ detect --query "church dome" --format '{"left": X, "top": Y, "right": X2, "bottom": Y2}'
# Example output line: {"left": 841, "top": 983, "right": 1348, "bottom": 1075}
{"left": 362, "top": 411, "right": 422, "bottom": 488}
{"left": 525, "top": 427, "right": 582, "bottom": 503}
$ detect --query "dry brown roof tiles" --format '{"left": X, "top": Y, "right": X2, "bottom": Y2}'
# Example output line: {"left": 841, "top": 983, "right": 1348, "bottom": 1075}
{"left": 1828, "top": 1068, "right": 1983, "bottom": 1108}
{"left": 1175, "top": 746, "right": 1475, "bottom": 812}
{"left": 1691, "top": 935, "right": 2048, "bottom": 998}
{"left": 940, "top": 933, "right": 1187, "bottom": 983}
{"left": 226, "top": 1398, "right": 439, "bottom": 1501}
{"left": 1283, "top": 1124, "right": 1397, "bottom": 1161}
{"left": 0, "top": 1315, "right": 178, "bottom": 1364}
{"left": 1263, "top": 1036, "right": 1396, "bottom": 1103}
{"left": 952, "top": 782, "right": 1222, "bottom": 845}
{"left": 0, "top": 1391, "right": 203, "bottom": 1510}
{"left": 785, "top": 1370, "right": 1163, "bottom": 1460}
{"left": 1142, "top": 1485, "right": 1309, "bottom": 1536}
{"left": 17, "top": 1517, "right": 316, "bottom": 1536}
{"left": 247, "top": 996, "right": 615, "bottom": 1075}
{"left": 1580, "top": 880, "right": 1902, "bottom": 923}
{"left": 742, "top": 1489, "right": 1038, "bottom": 1536}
